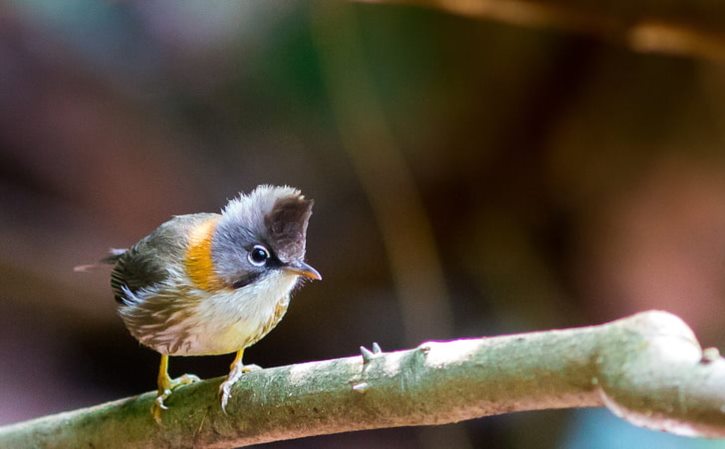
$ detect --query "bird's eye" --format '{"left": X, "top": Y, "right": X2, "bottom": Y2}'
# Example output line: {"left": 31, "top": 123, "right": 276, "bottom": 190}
{"left": 248, "top": 245, "right": 270, "bottom": 266}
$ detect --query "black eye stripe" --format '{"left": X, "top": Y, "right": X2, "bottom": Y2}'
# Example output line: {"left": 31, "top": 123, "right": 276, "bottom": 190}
{"left": 232, "top": 272, "right": 262, "bottom": 289}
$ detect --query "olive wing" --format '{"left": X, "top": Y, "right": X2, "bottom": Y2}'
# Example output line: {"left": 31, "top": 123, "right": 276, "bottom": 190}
{"left": 110, "top": 213, "right": 219, "bottom": 303}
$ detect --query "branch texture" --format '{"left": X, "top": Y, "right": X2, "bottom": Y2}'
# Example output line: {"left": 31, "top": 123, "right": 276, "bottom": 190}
{"left": 356, "top": 0, "right": 725, "bottom": 61}
{"left": 1, "top": 311, "right": 724, "bottom": 448}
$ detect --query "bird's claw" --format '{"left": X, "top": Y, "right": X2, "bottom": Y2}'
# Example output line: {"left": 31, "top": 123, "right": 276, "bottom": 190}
{"left": 155, "top": 393, "right": 170, "bottom": 410}
{"left": 218, "top": 364, "right": 261, "bottom": 413}
{"left": 152, "top": 390, "right": 171, "bottom": 423}
{"left": 151, "top": 373, "right": 200, "bottom": 423}
{"left": 171, "top": 373, "right": 201, "bottom": 388}
{"left": 219, "top": 373, "right": 240, "bottom": 414}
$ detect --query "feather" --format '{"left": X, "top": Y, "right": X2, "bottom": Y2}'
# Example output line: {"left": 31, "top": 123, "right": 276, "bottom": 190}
{"left": 73, "top": 248, "right": 128, "bottom": 272}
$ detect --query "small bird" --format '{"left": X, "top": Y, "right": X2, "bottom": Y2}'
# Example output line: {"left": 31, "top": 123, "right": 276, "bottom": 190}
{"left": 89, "top": 185, "right": 320, "bottom": 419}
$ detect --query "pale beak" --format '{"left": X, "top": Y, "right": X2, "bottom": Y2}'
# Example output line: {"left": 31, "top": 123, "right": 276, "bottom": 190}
{"left": 284, "top": 261, "right": 322, "bottom": 280}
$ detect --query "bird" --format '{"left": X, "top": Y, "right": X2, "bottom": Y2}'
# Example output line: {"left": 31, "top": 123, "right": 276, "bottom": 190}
{"left": 86, "top": 185, "right": 321, "bottom": 419}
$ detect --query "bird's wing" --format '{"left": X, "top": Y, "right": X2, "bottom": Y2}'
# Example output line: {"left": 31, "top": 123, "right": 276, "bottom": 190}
{"left": 110, "top": 213, "right": 219, "bottom": 303}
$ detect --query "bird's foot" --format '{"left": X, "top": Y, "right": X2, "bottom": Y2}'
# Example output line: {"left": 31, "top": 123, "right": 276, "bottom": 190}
{"left": 152, "top": 373, "right": 201, "bottom": 423}
{"left": 152, "top": 390, "right": 172, "bottom": 423}
{"left": 170, "top": 373, "right": 201, "bottom": 388}
{"left": 219, "top": 364, "right": 261, "bottom": 413}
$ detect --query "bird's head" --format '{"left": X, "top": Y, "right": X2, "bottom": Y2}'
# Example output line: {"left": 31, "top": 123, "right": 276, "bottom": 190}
{"left": 211, "top": 185, "right": 320, "bottom": 292}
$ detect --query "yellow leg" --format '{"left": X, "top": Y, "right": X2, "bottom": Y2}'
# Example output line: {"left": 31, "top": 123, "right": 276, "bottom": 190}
{"left": 230, "top": 348, "right": 245, "bottom": 371}
{"left": 219, "top": 348, "right": 261, "bottom": 413}
{"left": 158, "top": 354, "right": 172, "bottom": 393}
{"left": 151, "top": 354, "right": 200, "bottom": 423}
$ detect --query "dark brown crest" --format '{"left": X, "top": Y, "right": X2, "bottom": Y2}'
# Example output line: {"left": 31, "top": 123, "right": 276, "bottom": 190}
{"left": 264, "top": 195, "right": 313, "bottom": 262}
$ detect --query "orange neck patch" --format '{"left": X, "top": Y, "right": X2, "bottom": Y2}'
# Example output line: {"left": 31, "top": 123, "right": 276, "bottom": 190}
{"left": 185, "top": 217, "right": 224, "bottom": 291}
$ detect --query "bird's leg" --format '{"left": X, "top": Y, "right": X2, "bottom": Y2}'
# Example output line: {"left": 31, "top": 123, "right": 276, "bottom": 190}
{"left": 219, "top": 348, "right": 261, "bottom": 413}
{"left": 152, "top": 354, "right": 200, "bottom": 422}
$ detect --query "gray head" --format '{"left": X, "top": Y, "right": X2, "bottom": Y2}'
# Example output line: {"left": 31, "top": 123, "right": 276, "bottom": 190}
{"left": 211, "top": 185, "right": 320, "bottom": 289}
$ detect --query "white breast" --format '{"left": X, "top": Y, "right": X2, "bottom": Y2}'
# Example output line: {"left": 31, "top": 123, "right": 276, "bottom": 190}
{"left": 179, "top": 270, "right": 299, "bottom": 356}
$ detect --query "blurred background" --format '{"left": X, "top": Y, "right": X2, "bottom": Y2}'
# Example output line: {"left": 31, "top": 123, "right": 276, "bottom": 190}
{"left": 2, "top": 1, "right": 725, "bottom": 448}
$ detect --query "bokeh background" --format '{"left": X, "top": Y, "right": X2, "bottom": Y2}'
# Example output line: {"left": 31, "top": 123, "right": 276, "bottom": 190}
{"left": 2, "top": 1, "right": 725, "bottom": 448}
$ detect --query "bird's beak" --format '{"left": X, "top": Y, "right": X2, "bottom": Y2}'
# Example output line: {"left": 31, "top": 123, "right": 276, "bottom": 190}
{"left": 284, "top": 261, "right": 322, "bottom": 280}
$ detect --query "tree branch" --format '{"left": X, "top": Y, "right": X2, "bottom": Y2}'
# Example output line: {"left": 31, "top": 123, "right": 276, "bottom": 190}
{"left": 354, "top": 0, "right": 725, "bottom": 61}
{"left": 1, "top": 310, "right": 724, "bottom": 448}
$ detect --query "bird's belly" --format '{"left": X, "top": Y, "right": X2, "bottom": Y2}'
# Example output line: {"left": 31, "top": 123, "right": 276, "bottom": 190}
{"left": 120, "top": 271, "right": 298, "bottom": 356}
{"left": 174, "top": 275, "right": 295, "bottom": 356}
{"left": 187, "top": 320, "right": 260, "bottom": 355}
{"left": 183, "top": 322, "right": 252, "bottom": 356}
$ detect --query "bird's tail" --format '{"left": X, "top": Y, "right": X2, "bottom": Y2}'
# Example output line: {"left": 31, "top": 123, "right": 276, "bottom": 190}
{"left": 74, "top": 248, "right": 127, "bottom": 272}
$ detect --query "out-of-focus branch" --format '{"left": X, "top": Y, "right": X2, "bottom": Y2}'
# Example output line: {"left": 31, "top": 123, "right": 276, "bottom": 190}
{"left": 1, "top": 311, "right": 725, "bottom": 448}
{"left": 355, "top": 0, "right": 725, "bottom": 61}
{"left": 313, "top": 2, "right": 455, "bottom": 345}
{"left": 312, "top": 4, "right": 466, "bottom": 447}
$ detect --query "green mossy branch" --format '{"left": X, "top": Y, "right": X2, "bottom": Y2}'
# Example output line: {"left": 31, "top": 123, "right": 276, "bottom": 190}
{"left": 1, "top": 311, "right": 724, "bottom": 448}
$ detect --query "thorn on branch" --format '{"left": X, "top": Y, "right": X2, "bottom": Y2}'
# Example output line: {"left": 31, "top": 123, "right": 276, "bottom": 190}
{"left": 360, "top": 342, "right": 383, "bottom": 365}
{"left": 701, "top": 347, "right": 721, "bottom": 364}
